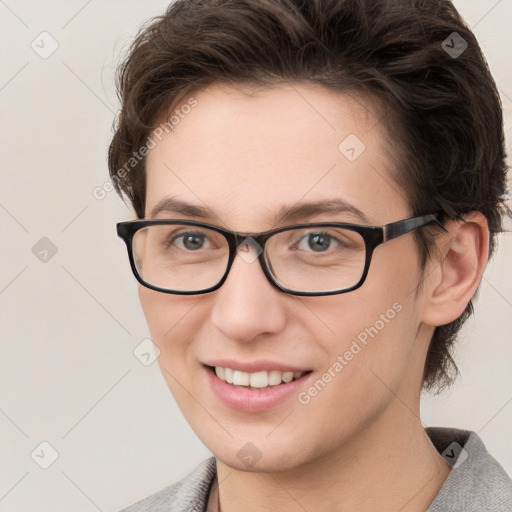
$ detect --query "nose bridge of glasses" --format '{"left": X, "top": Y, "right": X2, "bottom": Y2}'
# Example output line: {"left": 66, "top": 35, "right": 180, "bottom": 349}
{"left": 217, "top": 232, "right": 273, "bottom": 290}
{"left": 214, "top": 233, "right": 272, "bottom": 292}
{"left": 234, "top": 234, "right": 265, "bottom": 264}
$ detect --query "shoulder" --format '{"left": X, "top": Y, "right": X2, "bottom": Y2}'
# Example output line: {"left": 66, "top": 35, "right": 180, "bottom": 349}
{"left": 118, "top": 456, "right": 217, "bottom": 512}
{"left": 427, "top": 426, "right": 512, "bottom": 511}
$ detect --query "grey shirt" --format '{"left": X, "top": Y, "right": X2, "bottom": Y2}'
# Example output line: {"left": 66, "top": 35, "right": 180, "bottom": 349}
{"left": 119, "top": 427, "right": 512, "bottom": 511}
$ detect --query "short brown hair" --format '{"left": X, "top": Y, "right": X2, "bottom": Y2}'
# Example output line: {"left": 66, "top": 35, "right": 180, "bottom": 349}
{"left": 108, "top": 0, "right": 509, "bottom": 394}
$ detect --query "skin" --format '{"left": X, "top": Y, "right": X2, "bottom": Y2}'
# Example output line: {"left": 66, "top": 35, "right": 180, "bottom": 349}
{"left": 140, "top": 82, "right": 489, "bottom": 511}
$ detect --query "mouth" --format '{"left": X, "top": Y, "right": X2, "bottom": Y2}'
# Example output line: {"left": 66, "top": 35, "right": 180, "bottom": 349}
{"left": 205, "top": 364, "right": 313, "bottom": 390}
{"left": 201, "top": 359, "right": 315, "bottom": 412}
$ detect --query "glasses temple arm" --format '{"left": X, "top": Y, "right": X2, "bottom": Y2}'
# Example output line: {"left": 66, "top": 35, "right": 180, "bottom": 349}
{"left": 384, "top": 214, "right": 448, "bottom": 242}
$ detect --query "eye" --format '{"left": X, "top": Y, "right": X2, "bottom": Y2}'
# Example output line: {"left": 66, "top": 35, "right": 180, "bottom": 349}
{"left": 168, "top": 231, "right": 212, "bottom": 251}
{"left": 296, "top": 231, "right": 342, "bottom": 253}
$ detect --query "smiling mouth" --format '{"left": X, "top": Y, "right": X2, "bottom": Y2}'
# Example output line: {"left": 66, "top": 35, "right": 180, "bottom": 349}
{"left": 206, "top": 365, "right": 313, "bottom": 389}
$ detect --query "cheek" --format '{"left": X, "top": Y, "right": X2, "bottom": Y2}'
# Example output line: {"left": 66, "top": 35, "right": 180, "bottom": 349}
{"left": 138, "top": 286, "right": 170, "bottom": 340}
{"left": 138, "top": 286, "right": 206, "bottom": 411}
{"left": 305, "top": 254, "right": 420, "bottom": 399}
{"left": 137, "top": 286, "right": 198, "bottom": 366}
{"left": 295, "top": 296, "right": 417, "bottom": 445}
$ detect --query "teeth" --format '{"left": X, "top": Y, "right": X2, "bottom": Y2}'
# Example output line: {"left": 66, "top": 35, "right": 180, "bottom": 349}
{"left": 213, "top": 367, "right": 306, "bottom": 388}
{"left": 282, "top": 371, "right": 294, "bottom": 383}
{"left": 233, "top": 370, "right": 250, "bottom": 386}
{"left": 249, "top": 370, "right": 268, "bottom": 388}
{"left": 268, "top": 370, "right": 282, "bottom": 386}
{"left": 224, "top": 367, "right": 233, "bottom": 384}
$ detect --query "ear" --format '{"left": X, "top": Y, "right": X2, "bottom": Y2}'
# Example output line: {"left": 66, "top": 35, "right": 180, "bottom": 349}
{"left": 421, "top": 211, "right": 489, "bottom": 326}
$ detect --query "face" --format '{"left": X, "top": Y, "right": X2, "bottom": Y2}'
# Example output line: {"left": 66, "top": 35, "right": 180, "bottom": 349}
{"left": 140, "top": 82, "right": 431, "bottom": 472}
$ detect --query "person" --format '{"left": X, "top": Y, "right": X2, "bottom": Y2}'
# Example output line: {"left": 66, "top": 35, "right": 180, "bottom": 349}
{"left": 109, "top": 0, "right": 512, "bottom": 510}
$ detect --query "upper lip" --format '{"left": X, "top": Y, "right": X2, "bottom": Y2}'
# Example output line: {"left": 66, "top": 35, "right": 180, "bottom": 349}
{"left": 204, "top": 359, "right": 312, "bottom": 373}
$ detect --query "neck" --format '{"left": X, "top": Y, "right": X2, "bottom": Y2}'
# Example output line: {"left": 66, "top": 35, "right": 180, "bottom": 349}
{"left": 211, "top": 402, "right": 451, "bottom": 512}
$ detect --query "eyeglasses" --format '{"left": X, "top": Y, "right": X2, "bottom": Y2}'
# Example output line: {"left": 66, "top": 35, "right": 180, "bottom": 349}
{"left": 116, "top": 213, "right": 446, "bottom": 296}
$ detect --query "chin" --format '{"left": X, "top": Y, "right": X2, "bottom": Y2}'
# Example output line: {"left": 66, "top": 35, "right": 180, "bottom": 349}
{"left": 217, "top": 450, "right": 306, "bottom": 474}
{"left": 204, "top": 433, "right": 317, "bottom": 474}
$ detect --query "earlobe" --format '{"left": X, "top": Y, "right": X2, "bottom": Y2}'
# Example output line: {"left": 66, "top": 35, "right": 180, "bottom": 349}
{"left": 421, "top": 212, "right": 489, "bottom": 327}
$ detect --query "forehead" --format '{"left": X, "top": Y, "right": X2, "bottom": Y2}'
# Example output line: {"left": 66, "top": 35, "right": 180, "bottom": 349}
{"left": 144, "top": 82, "right": 407, "bottom": 228}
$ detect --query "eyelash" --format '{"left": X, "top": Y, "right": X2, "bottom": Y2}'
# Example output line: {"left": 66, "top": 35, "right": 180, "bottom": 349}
{"left": 166, "top": 229, "right": 351, "bottom": 253}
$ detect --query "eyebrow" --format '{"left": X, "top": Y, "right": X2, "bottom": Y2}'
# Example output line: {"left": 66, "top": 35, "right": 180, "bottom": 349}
{"left": 149, "top": 196, "right": 370, "bottom": 225}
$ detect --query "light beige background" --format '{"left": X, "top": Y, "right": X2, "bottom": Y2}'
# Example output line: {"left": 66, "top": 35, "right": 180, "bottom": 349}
{"left": 0, "top": 1, "right": 511, "bottom": 510}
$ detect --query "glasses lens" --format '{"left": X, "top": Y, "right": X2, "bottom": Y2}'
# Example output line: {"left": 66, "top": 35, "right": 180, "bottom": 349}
{"left": 265, "top": 226, "right": 366, "bottom": 293}
{"left": 131, "top": 224, "right": 366, "bottom": 294}
{"left": 132, "top": 224, "right": 229, "bottom": 292}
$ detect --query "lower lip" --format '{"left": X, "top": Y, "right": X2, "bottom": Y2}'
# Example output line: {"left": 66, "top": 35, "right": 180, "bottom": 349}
{"left": 204, "top": 365, "right": 313, "bottom": 412}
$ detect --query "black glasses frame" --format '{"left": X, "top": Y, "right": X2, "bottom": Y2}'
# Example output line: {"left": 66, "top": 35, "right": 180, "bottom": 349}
{"left": 116, "top": 213, "right": 446, "bottom": 297}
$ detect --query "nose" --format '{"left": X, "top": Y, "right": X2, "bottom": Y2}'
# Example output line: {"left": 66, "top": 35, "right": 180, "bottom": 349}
{"left": 209, "top": 242, "right": 287, "bottom": 343}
